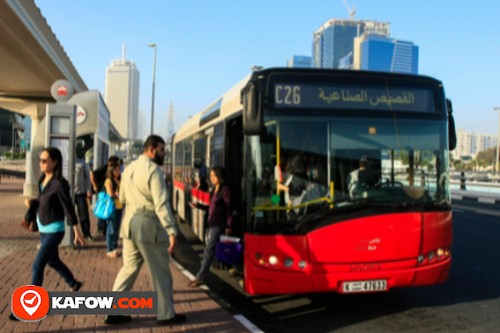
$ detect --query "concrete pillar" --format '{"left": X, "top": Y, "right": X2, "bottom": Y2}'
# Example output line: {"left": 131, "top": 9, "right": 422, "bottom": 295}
{"left": 22, "top": 104, "right": 43, "bottom": 198}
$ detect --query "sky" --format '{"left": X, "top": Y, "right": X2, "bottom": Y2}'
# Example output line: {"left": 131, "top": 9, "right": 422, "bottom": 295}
{"left": 35, "top": 0, "right": 500, "bottom": 138}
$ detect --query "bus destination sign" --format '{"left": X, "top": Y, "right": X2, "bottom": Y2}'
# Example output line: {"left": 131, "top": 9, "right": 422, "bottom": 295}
{"left": 273, "top": 83, "right": 435, "bottom": 113}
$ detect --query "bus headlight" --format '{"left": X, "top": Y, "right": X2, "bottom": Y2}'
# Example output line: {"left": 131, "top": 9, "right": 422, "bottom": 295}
{"left": 268, "top": 255, "right": 278, "bottom": 265}
{"left": 418, "top": 247, "right": 450, "bottom": 266}
{"left": 417, "top": 255, "right": 425, "bottom": 264}
{"left": 252, "top": 252, "right": 309, "bottom": 272}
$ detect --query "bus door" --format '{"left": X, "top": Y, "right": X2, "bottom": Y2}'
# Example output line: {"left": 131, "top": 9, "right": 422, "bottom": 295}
{"left": 192, "top": 135, "right": 209, "bottom": 241}
{"left": 174, "top": 139, "right": 192, "bottom": 223}
{"left": 204, "top": 127, "right": 213, "bottom": 171}
{"left": 225, "top": 116, "right": 243, "bottom": 236}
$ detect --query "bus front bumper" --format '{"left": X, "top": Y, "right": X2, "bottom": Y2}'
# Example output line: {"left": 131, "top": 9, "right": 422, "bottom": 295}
{"left": 244, "top": 257, "right": 451, "bottom": 295}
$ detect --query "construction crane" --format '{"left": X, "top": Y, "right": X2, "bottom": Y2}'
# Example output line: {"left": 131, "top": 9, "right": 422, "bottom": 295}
{"left": 342, "top": 0, "right": 356, "bottom": 18}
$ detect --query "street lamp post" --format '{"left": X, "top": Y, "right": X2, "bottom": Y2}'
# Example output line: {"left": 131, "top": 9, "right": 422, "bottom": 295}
{"left": 494, "top": 107, "right": 500, "bottom": 173}
{"left": 148, "top": 43, "right": 157, "bottom": 135}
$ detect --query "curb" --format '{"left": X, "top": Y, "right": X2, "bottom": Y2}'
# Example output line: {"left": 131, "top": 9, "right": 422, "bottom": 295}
{"left": 170, "top": 258, "right": 264, "bottom": 333}
{"left": 452, "top": 194, "right": 500, "bottom": 204}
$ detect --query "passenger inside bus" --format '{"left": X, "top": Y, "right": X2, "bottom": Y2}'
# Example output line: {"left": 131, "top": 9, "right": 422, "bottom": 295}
{"left": 347, "top": 156, "right": 380, "bottom": 198}
{"left": 258, "top": 164, "right": 274, "bottom": 197}
{"left": 277, "top": 154, "right": 308, "bottom": 215}
{"left": 303, "top": 154, "right": 328, "bottom": 207}
{"left": 276, "top": 154, "right": 327, "bottom": 216}
{"left": 193, "top": 157, "right": 208, "bottom": 191}
{"left": 306, "top": 153, "right": 327, "bottom": 185}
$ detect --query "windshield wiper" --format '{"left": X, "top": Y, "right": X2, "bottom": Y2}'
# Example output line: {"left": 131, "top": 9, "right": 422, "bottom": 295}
{"left": 293, "top": 196, "right": 449, "bottom": 232}
{"left": 294, "top": 197, "right": 375, "bottom": 231}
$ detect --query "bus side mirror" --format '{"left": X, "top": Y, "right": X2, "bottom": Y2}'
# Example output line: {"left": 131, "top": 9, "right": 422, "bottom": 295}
{"left": 446, "top": 99, "right": 457, "bottom": 151}
{"left": 242, "top": 83, "right": 262, "bottom": 135}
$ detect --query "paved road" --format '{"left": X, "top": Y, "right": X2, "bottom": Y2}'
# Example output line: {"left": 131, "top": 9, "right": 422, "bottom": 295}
{"left": 176, "top": 199, "right": 500, "bottom": 333}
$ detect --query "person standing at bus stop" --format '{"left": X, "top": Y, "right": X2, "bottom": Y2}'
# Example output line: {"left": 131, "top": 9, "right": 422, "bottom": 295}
{"left": 104, "top": 161, "right": 123, "bottom": 259}
{"left": 104, "top": 135, "right": 186, "bottom": 326}
{"left": 90, "top": 155, "right": 119, "bottom": 236}
{"left": 74, "top": 152, "right": 93, "bottom": 240}
{"left": 188, "top": 166, "right": 233, "bottom": 287}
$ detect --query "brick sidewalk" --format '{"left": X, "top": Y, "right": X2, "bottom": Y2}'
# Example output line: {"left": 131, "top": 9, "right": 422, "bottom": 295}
{"left": 0, "top": 177, "right": 250, "bottom": 332}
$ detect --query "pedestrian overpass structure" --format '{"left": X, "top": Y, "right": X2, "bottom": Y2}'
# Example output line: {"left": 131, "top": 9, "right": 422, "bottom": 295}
{"left": 0, "top": 0, "right": 123, "bottom": 197}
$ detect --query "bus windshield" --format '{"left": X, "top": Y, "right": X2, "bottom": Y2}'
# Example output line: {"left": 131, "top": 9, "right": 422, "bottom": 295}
{"left": 246, "top": 113, "right": 450, "bottom": 234}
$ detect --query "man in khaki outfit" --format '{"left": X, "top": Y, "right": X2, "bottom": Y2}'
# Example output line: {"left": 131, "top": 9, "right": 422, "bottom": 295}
{"left": 104, "top": 135, "right": 187, "bottom": 325}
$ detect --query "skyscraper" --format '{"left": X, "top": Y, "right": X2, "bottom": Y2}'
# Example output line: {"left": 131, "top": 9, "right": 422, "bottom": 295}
{"left": 105, "top": 45, "right": 140, "bottom": 140}
{"left": 312, "top": 19, "right": 389, "bottom": 69}
{"left": 354, "top": 33, "right": 419, "bottom": 74}
{"left": 287, "top": 55, "right": 312, "bottom": 68}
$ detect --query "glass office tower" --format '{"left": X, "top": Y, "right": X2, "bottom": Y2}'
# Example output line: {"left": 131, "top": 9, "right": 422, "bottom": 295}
{"left": 287, "top": 55, "right": 312, "bottom": 68}
{"left": 358, "top": 34, "right": 419, "bottom": 74}
{"left": 313, "top": 19, "right": 389, "bottom": 69}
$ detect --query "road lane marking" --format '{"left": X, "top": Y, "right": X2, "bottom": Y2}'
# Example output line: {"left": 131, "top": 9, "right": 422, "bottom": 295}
{"left": 478, "top": 197, "right": 496, "bottom": 204}
{"left": 170, "top": 256, "right": 262, "bottom": 332}
{"left": 234, "top": 314, "right": 265, "bottom": 333}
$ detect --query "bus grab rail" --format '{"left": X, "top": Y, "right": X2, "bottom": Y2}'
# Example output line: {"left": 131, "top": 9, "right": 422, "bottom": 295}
{"left": 251, "top": 197, "right": 331, "bottom": 212}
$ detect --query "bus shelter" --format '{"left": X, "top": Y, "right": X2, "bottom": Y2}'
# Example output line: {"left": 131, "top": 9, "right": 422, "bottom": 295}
{"left": 25, "top": 90, "right": 123, "bottom": 197}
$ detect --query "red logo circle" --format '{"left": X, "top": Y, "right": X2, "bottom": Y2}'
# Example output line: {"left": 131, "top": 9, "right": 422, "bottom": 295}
{"left": 11, "top": 285, "right": 49, "bottom": 322}
{"left": 57, "top": 85, "right": 68, "bottom": 96}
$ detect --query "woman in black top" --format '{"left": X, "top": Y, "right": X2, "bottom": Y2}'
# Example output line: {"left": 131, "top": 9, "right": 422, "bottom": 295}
{"left": 10, "top": 147, "right": 86, "bottom": 321}
{"left": 34, "top": 147, "right": 87, "bottom": 283}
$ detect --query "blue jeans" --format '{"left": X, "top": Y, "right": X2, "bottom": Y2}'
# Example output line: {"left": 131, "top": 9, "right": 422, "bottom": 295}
{"left": 32, "top": 232, "right": 77, "bottom": 288}
{"left": 106, "top": 209, "right": 122, "bottom": 252}
{"left": 196, "top": 225, "right": 221, "bottom": 282}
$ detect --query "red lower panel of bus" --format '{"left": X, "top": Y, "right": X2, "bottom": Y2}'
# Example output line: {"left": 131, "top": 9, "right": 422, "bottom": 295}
{"left": 244, "top": 211, "right": 452, "bottom": 295}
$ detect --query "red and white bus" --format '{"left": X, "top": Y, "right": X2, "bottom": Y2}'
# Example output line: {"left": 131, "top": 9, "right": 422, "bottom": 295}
{"left": 172, "top": 68, "right": 456, "bottom": 295}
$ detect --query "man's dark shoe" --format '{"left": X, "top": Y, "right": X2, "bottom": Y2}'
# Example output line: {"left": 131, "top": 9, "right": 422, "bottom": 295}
{"left": 71, "top": 281, "right": 83, "bottom": 291}
{"left": 104, "top": 315, "right": 132, "bottom": 325}
{"left": 157, "top": 313, "right": 187, "bottom": 325}
{"left": 9, "top": 313, "right": 19, "bottom": 321}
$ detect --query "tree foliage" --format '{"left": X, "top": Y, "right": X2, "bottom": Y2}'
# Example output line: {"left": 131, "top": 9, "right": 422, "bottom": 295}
{"left": 476, "top": 147, "right": 497, "bottom": 165}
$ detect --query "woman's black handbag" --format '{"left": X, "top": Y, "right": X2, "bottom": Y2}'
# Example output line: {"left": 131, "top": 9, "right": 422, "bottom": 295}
{"left": 20, "top": 200, "right": 38, "bottom": 232}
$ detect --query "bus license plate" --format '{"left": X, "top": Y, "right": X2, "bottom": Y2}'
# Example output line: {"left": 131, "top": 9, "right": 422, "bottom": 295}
{"left": 342, "top": 280, "right": 387, "bottom": 293}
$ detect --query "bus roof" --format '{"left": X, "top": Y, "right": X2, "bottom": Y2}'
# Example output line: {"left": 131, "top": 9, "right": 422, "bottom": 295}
{"left": 249, "top": 67, "right": 443, "bottom": 86}
{"left": 174, "top": 74, "right": 250, "bottom": 142}
{"left": 174, "top": 68, "right": 445, "bottom": 143}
